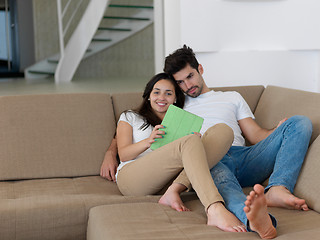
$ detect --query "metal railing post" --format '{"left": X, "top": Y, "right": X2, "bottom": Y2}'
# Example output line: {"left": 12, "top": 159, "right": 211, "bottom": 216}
{"left": 5, "top": 0, "right": 11, "bottom": 71}
{"left": 56, "top": 0, "right": 65, "bottom": 59}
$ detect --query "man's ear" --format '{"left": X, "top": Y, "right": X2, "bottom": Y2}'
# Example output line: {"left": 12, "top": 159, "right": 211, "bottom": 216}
{"left": 198, "top": 64, "right": 204, "bottom": 75}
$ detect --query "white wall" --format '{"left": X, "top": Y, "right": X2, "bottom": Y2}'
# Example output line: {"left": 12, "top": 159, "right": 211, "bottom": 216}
{"left": 155, "top": 0, "right": 320, "bottom": 92}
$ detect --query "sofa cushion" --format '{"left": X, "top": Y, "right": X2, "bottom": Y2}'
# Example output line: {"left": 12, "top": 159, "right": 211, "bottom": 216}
{"left": 112, "top": 92, "right": 142, "bottom": 122}
{"left": 294, "top": 135, "right": 320, "bottom": 213}
{"left": 0, "top": 176, "right": 160, "bottom": 240}
{"left": 87, "top": 201, "right": 320, "bottom": 240}
{"left": 0, "top": 93, "right": 115, "bottom": 180}
{"left": 254, "top": 86, "right": 320, "bottom": 144}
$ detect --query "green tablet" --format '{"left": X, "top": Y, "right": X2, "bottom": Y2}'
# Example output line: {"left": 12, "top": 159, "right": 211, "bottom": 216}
{"left": 151, "top": 104, "right": 204, "bottom": 150}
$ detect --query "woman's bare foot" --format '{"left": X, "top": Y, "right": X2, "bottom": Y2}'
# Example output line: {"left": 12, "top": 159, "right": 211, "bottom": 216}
{"left": 265, "top": 185, "right": 309, "bottom": 211}
{"left": 244, "top": 184, "right": 277, "bottom": 239}
{"left": 207, "top": 202, "right": 247, "bottom": 233}
{"left": 158, "top": 183, "right": 190, "bottom": 212}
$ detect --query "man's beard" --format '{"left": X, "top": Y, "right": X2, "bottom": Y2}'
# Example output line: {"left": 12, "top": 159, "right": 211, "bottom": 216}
{"left": 186, "top": 86, "right": 202, "bottom": 98}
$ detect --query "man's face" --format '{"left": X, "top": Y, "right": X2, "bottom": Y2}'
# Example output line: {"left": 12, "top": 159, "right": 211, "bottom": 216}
{"left": 172, "top": 64, "right": 205, "bottom": 98}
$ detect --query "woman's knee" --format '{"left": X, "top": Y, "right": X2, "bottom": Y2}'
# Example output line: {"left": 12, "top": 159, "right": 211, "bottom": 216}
{"left": 203, "top": 123, "right": 234, "bottom": 144}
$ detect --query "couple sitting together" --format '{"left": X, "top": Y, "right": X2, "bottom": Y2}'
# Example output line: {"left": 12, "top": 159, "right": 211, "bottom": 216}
{"left": 100, "top": 45, "right": 312, "bottom": 239}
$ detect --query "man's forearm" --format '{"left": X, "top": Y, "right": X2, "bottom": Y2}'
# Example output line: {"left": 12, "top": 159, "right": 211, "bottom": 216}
{"left": 107, "top": 137, "right": 117, "bottom": 157}
{"left": 259, "top": 118, "right": 287, "bottom": 143}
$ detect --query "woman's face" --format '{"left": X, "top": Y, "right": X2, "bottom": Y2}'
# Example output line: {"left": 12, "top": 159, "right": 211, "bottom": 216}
{"left": 149, "top": 79, "right": 176, "bottom": 119}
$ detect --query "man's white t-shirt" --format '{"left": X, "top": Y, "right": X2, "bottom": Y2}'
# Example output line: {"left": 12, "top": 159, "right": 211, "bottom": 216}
{"left": 116, "top": 111, "right": 153, "bottom": 179}
{"left": 184, "top": 90, "right": 255, "bottom": 146}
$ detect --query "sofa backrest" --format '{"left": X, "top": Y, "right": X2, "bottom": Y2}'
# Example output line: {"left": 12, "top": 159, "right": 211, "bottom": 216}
{"left": 211, "top": 85, "right": 265, "bottom": 113}
{"left": 254, "top": 86, "right": 320, "bottom": 144}
{"left": 111, "top": 85, "right": 265, "bottom": 122}
{"left": 0, "top": 93, "right": 115, "bottom": 181}
{"left": 112, "top": 92, "right": 143, "bottom": 122}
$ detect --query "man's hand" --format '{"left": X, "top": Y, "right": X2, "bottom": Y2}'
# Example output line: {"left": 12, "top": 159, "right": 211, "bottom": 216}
{"left": 100, "top": 137, "right": 118, "bottom": 182}
{"left": 277, "top": 118, "right": 288, "bottom": 128}
{"left": 100, "top": 151, "right": 118, "bottom": 182}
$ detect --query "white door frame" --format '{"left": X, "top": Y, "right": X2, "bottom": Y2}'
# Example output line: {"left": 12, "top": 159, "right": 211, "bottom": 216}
{"left": 154, "top": 0, "right": 181, "bottom": 73}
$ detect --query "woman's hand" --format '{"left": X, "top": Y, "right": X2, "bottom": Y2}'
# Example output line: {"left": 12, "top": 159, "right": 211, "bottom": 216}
{"left": 192, "top": 132, "right": 202, "bottom": 137}
{"left": 145, "top": 125, "right": 166, "bottom": 147}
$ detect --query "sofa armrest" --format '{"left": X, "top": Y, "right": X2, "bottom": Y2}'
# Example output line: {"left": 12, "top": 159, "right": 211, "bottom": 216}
{"left": 294, "top": 135, "right": 320, "bottom": 213}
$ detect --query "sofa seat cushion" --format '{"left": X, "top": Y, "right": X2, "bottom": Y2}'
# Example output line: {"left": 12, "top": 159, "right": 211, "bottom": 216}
{"left": 87, "top": 201, "right": 320, "bottom": 240}
{"left": 0, "top": 176, "right": 160, "bottom": 240}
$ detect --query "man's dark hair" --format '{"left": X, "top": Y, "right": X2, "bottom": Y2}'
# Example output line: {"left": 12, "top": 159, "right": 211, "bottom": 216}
{"left": 164, "top": 45, "right": 199, "bottom": 75}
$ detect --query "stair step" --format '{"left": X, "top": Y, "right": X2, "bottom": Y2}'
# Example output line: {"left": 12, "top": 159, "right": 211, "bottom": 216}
{"left": 92, "top": 38, "right": 112, "bottom": 42}
{"left": 28, "top": 70, "right": 55, "bottom": 76}
{"left": 47, "top": 59, "right": 59, "bottom": 64}
{"left": 103, "top": 16, "right": 150, "bottom": 21}
{"left": 26, "top": 1, "right": 155, "bottom": 81}
{"left": 108, "top": 4, "right": 153, "bottom": 9}
{"left": 98, "top": 27, "right": 131, "bottom": 32}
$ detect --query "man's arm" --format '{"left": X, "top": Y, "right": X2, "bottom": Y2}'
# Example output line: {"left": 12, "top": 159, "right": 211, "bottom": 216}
{"left": 239, "top": 117, "right": 287, "bottom": 145}
{"left": 100, "top": 137, "right": 119, "bottom": 182}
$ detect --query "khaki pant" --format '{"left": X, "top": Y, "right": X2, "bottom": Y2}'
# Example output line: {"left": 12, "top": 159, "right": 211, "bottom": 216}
{"left": 117, "top": 123, "right": 234, "bottom": 210}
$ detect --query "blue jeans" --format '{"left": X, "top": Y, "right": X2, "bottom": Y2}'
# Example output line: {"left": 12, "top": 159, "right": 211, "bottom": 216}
{"left": 210, "top": 115, "right": 312, "bottom": 230}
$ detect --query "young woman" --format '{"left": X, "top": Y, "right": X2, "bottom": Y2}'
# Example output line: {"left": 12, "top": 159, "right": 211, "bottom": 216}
{"left": 115, "top": 73, "right": 239, "bottom": 229}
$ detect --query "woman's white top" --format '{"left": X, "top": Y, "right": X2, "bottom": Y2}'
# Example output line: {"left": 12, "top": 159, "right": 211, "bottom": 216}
{"left": 115, "top": 111, "right": 153, "bottom": 180}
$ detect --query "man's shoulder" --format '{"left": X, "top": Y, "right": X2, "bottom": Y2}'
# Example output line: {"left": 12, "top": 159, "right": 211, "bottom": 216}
{"left": 184, "top": 90, "right": 241, "bottom": 109}
{"left": 213, "top": 90, "right": 240, "bottom": 96}
{"left": 202, "top": 90, "right": 242, "bottom": 102}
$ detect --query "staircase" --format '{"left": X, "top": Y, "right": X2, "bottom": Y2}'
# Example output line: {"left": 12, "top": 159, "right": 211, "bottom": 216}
{"left": 25, "top": 0, "right": 154, "bottom": 83}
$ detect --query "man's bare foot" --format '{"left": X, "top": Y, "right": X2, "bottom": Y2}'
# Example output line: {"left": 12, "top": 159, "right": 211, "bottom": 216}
{"left": 158, "top": 184, "right": 190, "bottom": 212}
{"left": 265, "top": 185, "right": 309, "bottom": 211}
{"left": 207, "top": 202, "right": 247, "bottom": 233}
{"left": 244, "top": 184, "right": 277, "bottom": 239}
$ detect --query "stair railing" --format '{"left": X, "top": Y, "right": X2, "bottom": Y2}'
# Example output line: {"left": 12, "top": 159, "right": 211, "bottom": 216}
{"left": 55, "top": 0, "right": 109, "bottom": 83}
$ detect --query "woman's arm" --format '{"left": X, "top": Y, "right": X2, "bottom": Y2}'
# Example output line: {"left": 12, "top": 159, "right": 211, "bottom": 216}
{"left": 117, "top": 121, "right": 165, "bottom": 162}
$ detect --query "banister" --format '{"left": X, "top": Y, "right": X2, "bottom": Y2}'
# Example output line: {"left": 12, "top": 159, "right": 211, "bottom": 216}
{"left": 56, "top": 0, "right": 64, "bottom": 58}
{"left": 63, "top": 0, "right": 84, "bottom": 36}
{"left": 62, "top": 0, "right": 73, "bottom": 18}
{"left": 55, "top": 0, "right": 109, "bottom": 83}
{"left": 26, "top": 0, "right": 153, "bottom": 81}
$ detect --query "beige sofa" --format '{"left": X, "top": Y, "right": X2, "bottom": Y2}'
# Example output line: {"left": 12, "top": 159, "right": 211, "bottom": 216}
{"left": 1, "top": 85, "right": 320, "bottom": 240}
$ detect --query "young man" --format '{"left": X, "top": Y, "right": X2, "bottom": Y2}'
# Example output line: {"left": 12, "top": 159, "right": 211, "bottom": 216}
{"left": 162, "top": 45, "right": 312, "bottom": 238}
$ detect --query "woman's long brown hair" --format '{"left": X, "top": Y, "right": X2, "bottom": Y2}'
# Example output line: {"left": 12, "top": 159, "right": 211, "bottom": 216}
{"left": 125, "top": 73, "right": 185, "bottom": 130}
